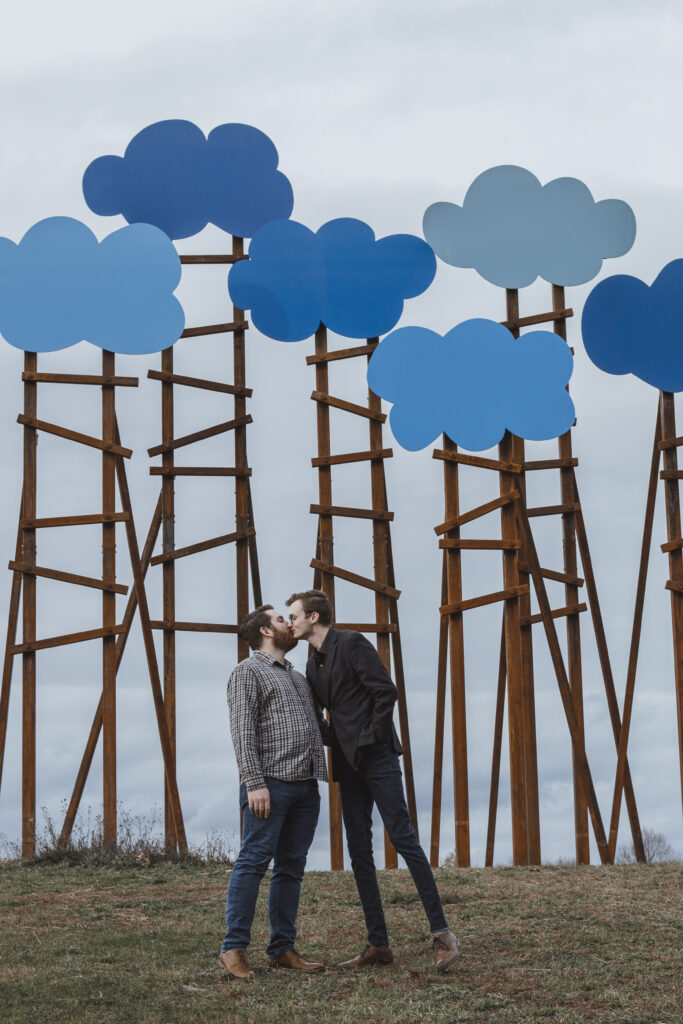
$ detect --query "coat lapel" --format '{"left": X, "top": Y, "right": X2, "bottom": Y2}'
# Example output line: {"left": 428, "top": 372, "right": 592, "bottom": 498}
{"left": 323, "top": 628, "right": 340, "bottom": 705}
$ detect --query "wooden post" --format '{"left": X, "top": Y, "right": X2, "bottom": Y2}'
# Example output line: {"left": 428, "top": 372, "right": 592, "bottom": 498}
{"left": 429, "top": 554, "right": 449, "bottom": 867}
{"left": 102, "top": 350, "right": 117, "bottom": 850}
{"left": 160, "top": 345, "right": 176, "bottom": 852}
{"left": 22, "top": 353, "right": 37, "bottom": 857}
{"left": 485, "top": 616, "right": 507, "bottom": 866}
{"left": 233, "top": 236, "right": 251, "bottom": 661}
{"left": 501, "top": 289, "right": 528, "bottom": 866}
{"left": 659, "top": 392, "right": 683, "bottom": 811}
{"left": 443, "top": 436, "right": 470, "bottom": 867}
{"left": 313, "top": 325, "right": 343, "bottom": 870}
{"left": 0, "top": 501, "right": 24, "bottom": 791}
{"left": 552, "top": 284, "right": 589, "bottom": 864}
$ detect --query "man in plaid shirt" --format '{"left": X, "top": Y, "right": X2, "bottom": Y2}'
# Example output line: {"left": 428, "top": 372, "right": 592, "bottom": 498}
{"left": 219, "top": 604, "right": 329, "bottom": 981}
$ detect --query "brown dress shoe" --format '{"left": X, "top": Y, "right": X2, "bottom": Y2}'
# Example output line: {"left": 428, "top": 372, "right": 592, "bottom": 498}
{"left": 338, "top": 943, "right": 394, "bottom": 968}
{"left": 219, "top": 949, "right": 254, "bottom": 980}
{"left": 267, "top": 948, "right": 324, "bottom": 972}
{"left": 433, "top": 930, "right": 460, "bottom": 972}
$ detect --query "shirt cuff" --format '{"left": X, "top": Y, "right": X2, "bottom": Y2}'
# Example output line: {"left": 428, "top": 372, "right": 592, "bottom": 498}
{"left": 244, "top": 775, "right": 267, "bottom": 791}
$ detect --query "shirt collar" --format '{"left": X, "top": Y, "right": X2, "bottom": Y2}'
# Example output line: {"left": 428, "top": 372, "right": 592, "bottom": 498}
{"left": 254, "top": 650, "right": 292, "bottom": 670}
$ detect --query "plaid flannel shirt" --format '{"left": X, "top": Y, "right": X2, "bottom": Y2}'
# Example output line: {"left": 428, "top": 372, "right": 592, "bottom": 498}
{"left": 227, "top": 650, "right": 329, "bottom": 791}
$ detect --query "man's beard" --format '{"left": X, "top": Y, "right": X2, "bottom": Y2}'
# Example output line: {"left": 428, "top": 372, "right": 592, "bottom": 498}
{"left": 272, "top": 629, "right": 298, "bottom": 653}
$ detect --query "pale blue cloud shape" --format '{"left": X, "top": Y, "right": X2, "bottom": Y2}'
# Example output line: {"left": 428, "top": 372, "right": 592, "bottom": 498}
{"left": 0, "top": 217, "right": 184, "bottom": 355}
{"left": 423, "top": 165, "right": 636, "bottom": 289}
{"left": 367, "top": 319, "right": 575, "bottom": 452}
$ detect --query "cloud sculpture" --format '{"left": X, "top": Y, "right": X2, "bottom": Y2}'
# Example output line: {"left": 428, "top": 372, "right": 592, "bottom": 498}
{"left": 0, "top": 217, "right": 184, "bottom": 355}
{"left": 367, "top": 319, "right": 575, "bottom": 452}
{"left": 83, "top": 120, "right": 294, "bottom": 240}
{"left": 423, "top": 165, "right": 636, "bottom": 289}
{"left": 228, "top": 217, "right": 436, "bottom": 341}
{"left": 581, "top": 260, "right": 683, "bottom": 392}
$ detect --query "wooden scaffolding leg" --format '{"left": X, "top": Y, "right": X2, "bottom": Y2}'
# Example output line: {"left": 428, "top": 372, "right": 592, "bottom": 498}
{"left": 102, "top": 351, "right": 117, "bottom": 850}
{"left": 442, "top": 437, "right": 470, "bottom": 867}
{"left": 22, "top": 352, "right": 37, "bottom": 858}
{"left": 0, "top": 498, "right": 24, "bottom": 791}
{"left": 313, "top": 325, "right": 343, "bottom": 870}
{"left": 430, "top": 553, "right": 449, "bottom": 867}
{"left": 59, "top": 495, "right": 163, "bottom": 848}
{"left": 515, "top": 499, "right": 610, "bottom": 863}
{"left": 485, "top": 616, "right": 507, "bottom": 867}
{"left": 160, "top": 345, "right": 176, "bottom": 852}
{"left": 233, "top": 236, "right": 251, "bottom": 659}
{"left": 601, "top": 407, "right": 661, "bottom": 861}
{"left": 659, "top": 391, "right": 683, "bottom": 812}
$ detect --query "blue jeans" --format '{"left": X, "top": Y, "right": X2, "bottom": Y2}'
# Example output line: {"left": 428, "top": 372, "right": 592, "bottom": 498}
{"left": 221, "top": 777, "right": 320, "bottom": 958}
{"left": 337, "top": 745, "right": 448, "bottom": 947}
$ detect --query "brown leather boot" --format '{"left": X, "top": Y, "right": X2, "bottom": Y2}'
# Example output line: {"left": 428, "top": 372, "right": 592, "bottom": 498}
{"left": 338, "top": 943, "right": 394, "bottom": 968}
{"left": 219, "top": 949, "right": 254, "bottom": 980}
{"left": 433, "top": 930, "right": 460, "bottom": 972}
{"left": 267, "top": 948, "right": 325, "bottom": 972}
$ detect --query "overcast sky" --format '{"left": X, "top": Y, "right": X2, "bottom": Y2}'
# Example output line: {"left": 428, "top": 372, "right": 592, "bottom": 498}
{"left": 1, "top": 0, "right": 682, "bottom": 868}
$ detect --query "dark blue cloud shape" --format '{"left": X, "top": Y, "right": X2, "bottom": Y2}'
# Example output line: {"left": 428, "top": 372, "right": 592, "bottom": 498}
{"left": 423, "top": 165, "right": 636, "bottom": 289}
{"left": 83, "top": 120, "right": 293, "bottom": 240}
{"left": 0, "top": 217, "right": 184, "bottom": 355}
{"left": 228, "top": 217, "right": 436, "bottom": 341}
{"left": 367, "top": 319, "right": 575, "bottom": 452}
{"left": 582, "top": 259, "right": 683, "bottom": 392}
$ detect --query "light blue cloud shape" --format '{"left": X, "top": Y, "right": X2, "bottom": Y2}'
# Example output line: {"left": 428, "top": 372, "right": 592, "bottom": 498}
{"left": 423, "top": 165, "right": 636, "bottom": 289}
{"left": 367, "top": 319, "right": 575, "bottom": 452}
{"left": 228, "top": 217, "right": 436, "bottom": 341}
{"left": 582, "top": 260, "right": 683, "bottom": 392}
{"left": 0, "top": 217, "right": 184, "bottom": 355}
{"left": 83, "top": 120, "right": 293, "bottom": 240}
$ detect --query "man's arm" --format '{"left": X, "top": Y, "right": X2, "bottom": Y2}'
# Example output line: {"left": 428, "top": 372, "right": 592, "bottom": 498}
{"left": 226, "top": 662, "right": 270, "bottom": 817}
{"left": 347, "top": 632, "right": 398, "bottom": 744}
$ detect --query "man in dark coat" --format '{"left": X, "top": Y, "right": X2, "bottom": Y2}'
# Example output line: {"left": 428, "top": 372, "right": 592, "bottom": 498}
{"left": 287, "top": 589, "right": 460, "bottom": 972}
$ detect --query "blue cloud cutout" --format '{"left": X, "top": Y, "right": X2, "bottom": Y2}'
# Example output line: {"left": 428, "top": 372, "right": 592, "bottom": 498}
{"left": 367, "top": 319, "right": 575, "bottom": 452}
{"left": 582, "top": 260, "right": 683, "bottom": 392}
{"left": 228, "top": 217, "right": 436, "bottom": 341}
{"left": 423, "top": 165, "right": 636, "bottom": 289}
{"left": 0, "top": 217, "right": 184, "bottom": 355}
{"left": 83, "top": 120, "right": 294, "bottom": 240}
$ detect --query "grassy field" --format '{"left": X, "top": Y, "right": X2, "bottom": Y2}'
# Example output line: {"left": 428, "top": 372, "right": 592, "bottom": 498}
{"left": 0, "top": 860, "right": 680, "bottom": 1024}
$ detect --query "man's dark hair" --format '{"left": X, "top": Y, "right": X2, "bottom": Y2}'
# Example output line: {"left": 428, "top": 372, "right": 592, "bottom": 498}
{"left": 239, "top": 604, "right": 274, "bottom": 650}
{"left": 285, "top": 589, "right": 332, "bottom": 626}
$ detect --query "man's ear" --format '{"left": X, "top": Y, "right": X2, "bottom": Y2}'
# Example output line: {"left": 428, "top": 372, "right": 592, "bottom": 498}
{"left": 310, "top": 611, "right": 320, "bottom": 625}
{"left": 260, "top": 624, "right": 272, "bottom": 640}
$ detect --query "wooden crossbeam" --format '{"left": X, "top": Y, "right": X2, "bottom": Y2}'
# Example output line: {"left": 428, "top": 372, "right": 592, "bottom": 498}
{"left": 16, "top": 415, "right": 132, "bottom": 458}
{"left": 11, "top": 624, "right": 127, "bottom": 655}
{"left": 520, "top": 603, "right": 588, "bottom": 627}
{"left": 147, "top": 414, "right": 253, "bottom": 457}
{"left": 181, "top": 321, "right": 249, "bottom": 338}
{"left": 500, "top": 307, "right": 573, "bottom": 330}
{"left": 306, "top": 343, "right": 377, "bottom": 365}
{"left": 150, "top": 621, "right": 240, "bottom": 633}
{"left": 20, "top": 513, "right": 130, "bottom": 529}
{"left": 523, "top": 458, "right": 579, "bottom": 471}
{"left": 179, "top": 254, "right": 247, "bottom": 264}
{"left": 311, "top": 391, "right": 386, "bottom": 423}
{"left": 21, "top": 372, "right": 139, "bottom": 387}
{"left": 150, "top": 527, "right": 256, "bottom": 565}
{"left": 433, "top": 449, "right": 522, "bottom": 473}
{"left": 665, "top": 580, "right": 683, "bottom": 594}
{"left": 527, "top": 502, "right": 581, "bottom": 517}
{"left": 657, "top": 435, "right": 683, "bottom": 450}
{"left": 335, "top": 623, "right": 397, "bottom": 633}
{"left": 8, "top": 561, "right": 128, "bottom": 595}
{"left": 440, "top": 585, "right": 529, "bottom": 616}
{"left": 660, "top": 469, "right": 683, "bottom": 480}
{"left": 150, "top": 467, "right": 252, "bottom": 477}
{"left": 661, "top": 538, "right": 683, "bottom": 552}
{"left": 517, "top": 564, "right": 585, "bottom": 588}
{"left": 438, "top": 539, "right": 521, "bottom": 550}
{"left": 434, "top": 492, "right": 520, "bottom": 535}
{"left": 310, "top": 559, "right": 401, "bottom": 599}
{"left": 148, "top": 370, "right": 252, "bottom": 398}
{"left": 312, "top": 448, "right": 393, "bottom": 467}
{"left": 310, "top": 504, "right": 394, "bottom": 521}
